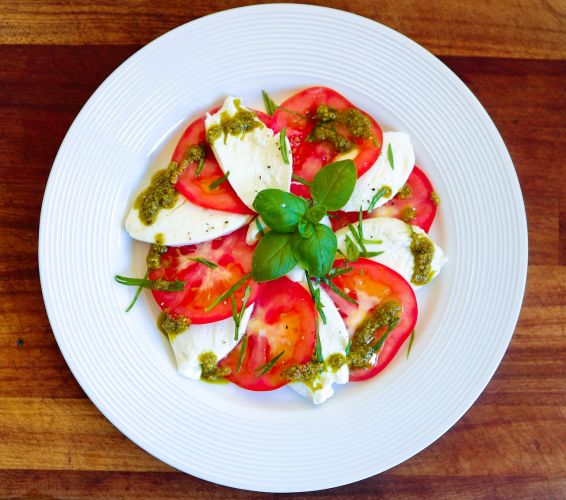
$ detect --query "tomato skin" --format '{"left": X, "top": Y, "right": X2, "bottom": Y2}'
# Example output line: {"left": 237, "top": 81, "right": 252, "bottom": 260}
{"left": 220, "top": 278, "right": 316, "bottom": 391}
{"left": 330, "top": 166, "right": 438, "bottom": 233}
{"left": 172, "top": 109, "right": 272, "bottom": 215}
{"left": 323, "top": 259, "right": 418, "bottom": 382}
{"left": 149, "top": 227, "right": 258, "bottom": 324}
{"left": 271, "top": 87, "right": 383, "bottom": 197}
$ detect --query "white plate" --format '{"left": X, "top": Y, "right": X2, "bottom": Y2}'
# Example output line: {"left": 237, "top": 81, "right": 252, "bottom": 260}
{"left": 39, "top": 4, "right": 527, "bottom": 493}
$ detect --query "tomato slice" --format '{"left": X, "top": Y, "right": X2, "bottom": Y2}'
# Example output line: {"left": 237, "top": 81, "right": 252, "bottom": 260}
{"left": 149, "top": 227, "right": 258, "bottom": 324}
{"left": 172, "top": 109, "right": 272, "bottom": 215}
{"left": 220, "top": 278, "right": 316, "bottom": 391}
{"left": 323, "top": 259, "right": 418, "bottom": 381}
{"left": 271, "top": 87, "right": 383, "bottom": 198}
{"left": 330, "top": 166, "right": 438, "bottom": 233}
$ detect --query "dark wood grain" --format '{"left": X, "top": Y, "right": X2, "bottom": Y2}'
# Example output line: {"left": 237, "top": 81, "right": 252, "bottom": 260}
{"left": 1, "top": 0, "right": 565, "bottom": 59}
{"left": 0, "top": 2, "right": 565, "bottom": 497}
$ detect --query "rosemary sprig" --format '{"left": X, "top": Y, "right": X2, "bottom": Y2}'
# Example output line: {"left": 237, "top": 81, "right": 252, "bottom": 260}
{"left": 280, "top": 127, "right": 289, "bottom": 164}
{"left": 256, "top": 350, "right": 285, "bottom": 377}
{"left": 124, "top": 270, "right": 149, "bottom": 312}
{"left": 208, "top": 171, "right": 230, "bottom": 190}
{"left": 114, "top": 275, "right": 185, "bottom": 292}
{"left": 261, "top": 90, "right": 278, "bottom": 115}
{"left": 205, "top": 272, "right": 251, "bottom": 312}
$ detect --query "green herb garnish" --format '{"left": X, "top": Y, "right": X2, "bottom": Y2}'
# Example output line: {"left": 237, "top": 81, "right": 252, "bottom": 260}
{"left": 189, "top": 257, "right": 217, "bottom": 269}
{"left": 291, "top": 224, "right": 336, "bottom": 277}
{"left": 255, "top": 217, "right": 265, "bottom": 237}
{"left": 195, "top": 156, "right": 205, "bottom": 177}
{"left": 407, "top": 330, "right": 415, "bottom": 359}
{"left": 205, "top": 272, "right": 251, "bottom": 312}
{"left": 292, "top": 174, "right": 312, "bottom": 187}
{"left": 115, "top": 274, "right": 185, "bottom": 292}
{"left": 314, "top": 318, "right": 323, "bottom": 363}
{"left": 208, "top": 171, "right": 230, "bottom": 190}
{"left": 387, "top": 143, "right": 394, "bottom": 170}
{"left": 280, "top": 127, "right": 289, "bottom": 165}
{"left": 256, "top": 350, "right": 285, "bottom": 377}
{"left": 252, "top": 231, "right": 297, "bottom": 282}
{"left": 321, "top": 276, "right": 358, "bottom": 305}
{"left": 310, "top": 160, "right": 357, "bottom": 211}
{"left": 306, "top": 272, "right": 327, "bottom": 325}
{"left": 261, "top": 90, "right": 278, "bottom": 116}
{"left": 371, "top": 318, "right": 399, "bottom": 353}
{"left": 253, "top": 189, "right": 307, "bottom": 233}
{"left": 327, "top": 265, "right": 353, "bottom": 279}
{"left": 231, "top": 285, "right": 252, "bottom": 340}
{"left": 236, "top": 334, "right": 248, "bottom": 372}
{"left": 124, "top": 270, "right": 149, "bottom": 312}
{"left": 345, "top": 340, "right": 352, "bottom": 355}
{"left": 368, "top": 186, "right": 391, "bottom": 212}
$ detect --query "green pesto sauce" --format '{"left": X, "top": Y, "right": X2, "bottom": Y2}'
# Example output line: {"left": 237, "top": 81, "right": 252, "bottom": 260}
{"left": 199, "top": 352, "right": 231, "bottom": 381}
{"left": 410, "top": 231, "right": 435, "bottom": 286}
{"left": 283, "top": 352, "right": 347, "bottom": 385}
{"left": 347, "top": 301, "right": 402, "bottom": 370}
{"left": 307, "top": 105, "right": 374, "bottom": 153}
{"left": 327, "top": 353, "right": 347, "bottom": 371}
{"left": 159, "top": 312, "right": 190, "bottom": 342}
{"left": 206, "top": 100, "right": 262, "bottom": 144}
{"left": 146, "top": 235, "right": 167, "bottom": 270}
{"left": 397, "top": 183, "right": 413, "bottom": 200}
{"left": 135, "top": 161, "right": 188, "bottom": 226}
{"left": 431, "top": 191, "right": 441, "bottom": 205}
{"left": 401, "top": 206, "right": 417, "bottom": 223}
{"left": 184, "top": 144, "right": 206, "bottom": 164}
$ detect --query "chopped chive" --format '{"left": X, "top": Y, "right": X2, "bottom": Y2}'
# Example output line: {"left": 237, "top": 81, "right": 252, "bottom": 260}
{"left": 115, "top": 275, "right": 185, "bottom": 292}
{"left": 368, "top": 186, "right": 390, "bottom": 212}
{"left": 261, "top": 90, "right": 278, "bottom": 115}
{"left": 208, "top": 171, "right": 230, "bottom": 190}
{"left": 189, "top": 257, "right": 217, "bottom": 269}
{"left": 280, "top": 107, "right": 308, "bottom": 119}
{"left": 322, "top": 277, "right": 358, "bottom": 305}
{"left": 125, "top": 270, "right": 149, "bottom": 312}
{"left": 387, "top": 143, "right": 394, "bottom": 170}
{"left": 280, "top": 127, "right": 289, "bottom": 164}
{"left": 407, "top": 330, "right": 415, "bottom": 359}
{"left": 362, "top": 251, "right": 384, "bottom": 258}
{"left": 348, "top": 223, "right": 368, "bottom": 254}
{"left": 256, "top": 350, "right": 285, "bottom": 377}
{"left": 236, "top": 334, "right": 248, "bottom": 372}
{"left": 362, "top": 238, "right": 383, "bottom": 244}
{"left": 195, "top": 156, "right": 205, "bottom": 177}
{"left": 205, "top": 272, "right": 251, "bottom": 312}
{"left": 306, "top": 272, "right": 326, "bottom": 325}
{"left": 314, "top": 317, "right": 323, "bottom": 362}
{"left": 345, "top": 340, "right": 352, "bottom": 355}
{"left": 233, "top": 285, "right": 252, "bottom": 340}
{"left": 327, "top": 266, "right": 353, "bottom": 279}
{"left": 372, "top": 319, "right": 400, "bottom": 353}
{"left": 337, "top": 248, "right": 348, "bottom": 259}
{"left": 292, "top": 174, "right": 312, "bottom": 187}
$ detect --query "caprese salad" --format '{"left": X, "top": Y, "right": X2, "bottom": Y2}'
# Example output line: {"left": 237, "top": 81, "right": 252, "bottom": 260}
{"left": 117, "top": 87, "right": 446, "bottom": 404}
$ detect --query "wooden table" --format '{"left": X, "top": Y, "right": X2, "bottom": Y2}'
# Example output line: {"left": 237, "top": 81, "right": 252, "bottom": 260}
{"left": 1, "top": 1, "right": 564, "bottom": 497}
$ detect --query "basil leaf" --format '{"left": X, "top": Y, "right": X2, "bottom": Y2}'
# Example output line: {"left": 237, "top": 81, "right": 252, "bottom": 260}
{"left": 292, "top": 223, "right": 337, "bottom": 278}
{"left": 298, "top": 218, "right": 314, "bottom": 238}
{"left": 253, "top": 189, "right": 307, "bottom": 233}
{"left": 305, "top": 205, "right": 327, "bottom": 223}
{"left": 252, "top": 231, "right": 297, "bottom": 282}
{"left": 310, "top": 160, "right": 357, "bottom": 211}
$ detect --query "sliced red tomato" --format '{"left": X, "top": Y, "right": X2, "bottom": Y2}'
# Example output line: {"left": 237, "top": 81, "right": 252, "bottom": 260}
{"left": 172, "top": 109, "right": 271, "bottom": 215}
{"left": 330, "top": 166, "right": 438, "bottom": 233}
{"left": 149, "top": 227, "right": 258, "bottom": 324}
{"left": 271, "top": 87, "right": 383, "bottom": 198}
{"left": 220, "top": 278, "right": 316, "bottom": 391}
{"left": 323, "top": 259, "right": 418, "bottom": 382}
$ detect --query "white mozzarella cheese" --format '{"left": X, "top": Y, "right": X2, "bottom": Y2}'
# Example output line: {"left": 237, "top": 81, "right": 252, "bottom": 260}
{"left": 125, "top": 197, "right": 250, "bottom": 246}
{"left": 168, "top": 306, "right": 254, "bottom": 380}
{"left": 341, "top": 132, "right": 415, "bottom": 212}
{"left": 205, "top": 96, "right": 292, "bottom": 209}
{"left": 335, "top": 217, "right": 446, "bottom": 288}
{"left": 289, "top": 285, "right": 349, "bottom": 405}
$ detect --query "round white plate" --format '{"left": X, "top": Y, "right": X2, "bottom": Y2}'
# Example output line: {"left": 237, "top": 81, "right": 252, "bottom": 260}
{"left": 39, "top": 4, "right": 527, "bottom": 493}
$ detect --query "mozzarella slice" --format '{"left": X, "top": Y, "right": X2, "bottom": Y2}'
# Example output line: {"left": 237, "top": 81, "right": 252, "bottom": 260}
{"left": 125, "top": 197, "right": 250, "bottom": 246}
{"left": 341, "top": 132, "right": 415, "bottom": 212}
{"left": 335, "top": 217, "right": 446, "bottom": 288}
{"left": 168, "top": 306, "right": 254, "bottom": 380}
{"left": 205, "top": 96, "right": 292, "bottom": 209}
{"left": 289, "top": 285, "right": 349, "bottom": 405}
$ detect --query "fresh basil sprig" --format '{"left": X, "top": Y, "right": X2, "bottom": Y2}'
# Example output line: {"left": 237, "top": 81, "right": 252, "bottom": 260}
{"left": 251, "top": 159, "right": 357, "bottom": 281}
